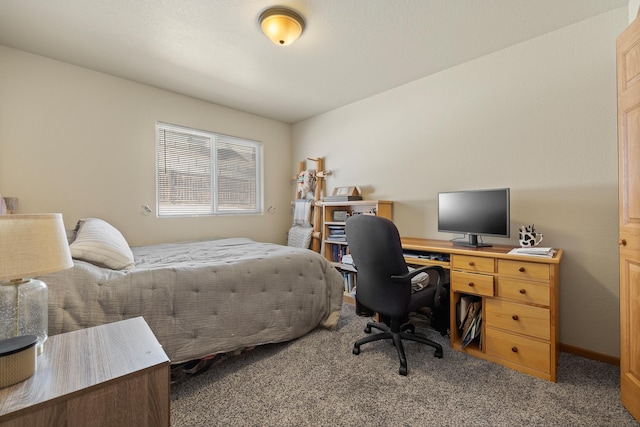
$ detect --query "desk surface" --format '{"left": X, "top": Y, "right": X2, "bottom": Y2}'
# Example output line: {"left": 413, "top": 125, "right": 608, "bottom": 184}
{"left": 401, "top": 237, "right": 563, "bottom": 264}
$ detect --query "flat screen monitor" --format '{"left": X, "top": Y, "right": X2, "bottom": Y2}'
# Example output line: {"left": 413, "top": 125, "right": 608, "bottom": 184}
{"left": 437, "top": 188, "right": 510, "bottom": 247}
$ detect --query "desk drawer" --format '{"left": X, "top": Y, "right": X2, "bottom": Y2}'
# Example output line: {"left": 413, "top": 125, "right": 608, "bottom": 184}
{"left": 485, "top": 327, "right": 550, "bottom": 374}
{"left": 452, "top": 255, "right": 495, "bottom": 273}
{"left": 485, "top": 299, "right": 550, "bottom": 340}
{"left": 498, "top": 260, "right": 549, "bottom": 281}
{"left": 496, "top": 277, "right": 550, "bottom": 306}
{"left": 451, "top": 271, "right": 494, "bottom": 297}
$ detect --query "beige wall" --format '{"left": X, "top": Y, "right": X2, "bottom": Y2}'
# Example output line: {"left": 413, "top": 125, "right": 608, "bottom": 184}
{"left": 630, "top": 0, "right": 640, "bottom": 22}
{"left": 0, "top": 46, "right": 293, "bottom": 246}
{"left": 293, "top": 9, "right": 626, "bottom": 357}
{"left": 0, "top": 7, "right": 628, "bottom": 357}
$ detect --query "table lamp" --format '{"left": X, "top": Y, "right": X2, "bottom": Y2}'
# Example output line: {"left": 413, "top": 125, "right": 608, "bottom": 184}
{"left": 0, "top": 213, "right": 73, "bottom": 355}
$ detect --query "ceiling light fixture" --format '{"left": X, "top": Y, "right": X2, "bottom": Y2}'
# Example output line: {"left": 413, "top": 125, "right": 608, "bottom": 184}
{"left": 259, "top": 6, "right": 305, "bottom": 46}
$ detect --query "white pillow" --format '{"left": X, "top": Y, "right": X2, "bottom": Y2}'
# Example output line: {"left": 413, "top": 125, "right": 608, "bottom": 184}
{"left": 69, "top": 218, "right": 135, "bottom": 270}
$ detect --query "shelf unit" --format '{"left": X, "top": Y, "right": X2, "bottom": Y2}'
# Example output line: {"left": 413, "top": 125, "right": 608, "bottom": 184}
{"left": 320, "top": 200, "right": 392, "bottom": 303}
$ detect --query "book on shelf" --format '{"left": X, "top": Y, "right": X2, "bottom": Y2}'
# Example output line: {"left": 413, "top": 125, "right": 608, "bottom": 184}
{"left": 458, "top": 295, "right": 472, "bottom": 329}
{"left": 459, "top": 300, "right": 481, "bottom": 341}
{"left": 331, "top": 244, "right": 351, "bottom": 263}
{"left": 323, "top": 195, "right": 363, "bottom": 202}
{"left": 341, "top": 254, "right": 354, "bottom": 266}
{"left": 338, "top": 263, "right": 357, "bottom": 273}
{"left": 343, "top": 271, "right": 356, "bottom": 294}
{"left": 327, "top": 224, "right": 347, "bottom": 242}
{"left": 459, "top": 300, "right": 482, "bottom": 349}
{"left": 461, "top": 310, "right": 482, "bottom": 349}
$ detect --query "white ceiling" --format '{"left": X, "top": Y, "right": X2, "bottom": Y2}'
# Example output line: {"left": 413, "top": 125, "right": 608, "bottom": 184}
{"left": 0, "top": 0, "right": 628, "bottom": 124}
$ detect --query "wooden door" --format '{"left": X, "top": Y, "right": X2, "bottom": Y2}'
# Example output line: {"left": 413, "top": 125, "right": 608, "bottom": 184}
{"left": 617, "top": 16, "right": 640, "bottom": 423}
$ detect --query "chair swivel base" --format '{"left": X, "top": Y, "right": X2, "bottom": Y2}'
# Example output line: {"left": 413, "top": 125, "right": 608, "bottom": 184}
{"left": 352, "top": 320, "right": 443, "bottom": 376}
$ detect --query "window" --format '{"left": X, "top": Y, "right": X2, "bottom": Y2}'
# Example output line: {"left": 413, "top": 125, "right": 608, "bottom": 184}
{"left": 156, "top": 122, "right": 263, "bottom": 216}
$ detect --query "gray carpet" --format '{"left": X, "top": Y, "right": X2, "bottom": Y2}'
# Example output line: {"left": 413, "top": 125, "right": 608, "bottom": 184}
{"left": 170, "top": 303, "right": 639, "bottom": 426}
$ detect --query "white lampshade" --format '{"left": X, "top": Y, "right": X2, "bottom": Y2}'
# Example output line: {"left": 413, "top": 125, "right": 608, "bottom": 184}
{"left": 0, "top": 213, "right": 73, "bottom": 282}
{"left": 259, "top": 7, "right": 305, "bottom": 46}
{"left": 0, "top": 213, "right": 73, "bottom": 355}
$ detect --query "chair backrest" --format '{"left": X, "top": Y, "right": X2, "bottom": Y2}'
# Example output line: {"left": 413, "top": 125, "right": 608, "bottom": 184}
{"left": 344, "top": 215, "right": 411, "bottom": 317}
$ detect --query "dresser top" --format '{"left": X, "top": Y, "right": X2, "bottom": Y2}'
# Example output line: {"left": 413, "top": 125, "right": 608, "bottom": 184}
{"left": 0, "top": 317, "right": 169, "bottom": 417}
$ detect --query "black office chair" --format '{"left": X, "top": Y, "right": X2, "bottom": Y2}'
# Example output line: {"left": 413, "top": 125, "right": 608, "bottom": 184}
{"left": 345, "top": 214, "right": 447, "bottom": 375}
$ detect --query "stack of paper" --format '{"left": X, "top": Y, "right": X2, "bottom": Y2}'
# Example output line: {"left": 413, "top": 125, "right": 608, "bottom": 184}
{"left": 341, "top": 254, "right": 354, "bottom": 265}
{"left": 508, "top": 247, "right": 556, "bottom": 257}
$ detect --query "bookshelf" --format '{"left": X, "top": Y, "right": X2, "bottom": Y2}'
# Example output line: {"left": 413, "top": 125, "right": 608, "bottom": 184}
{"left": 320, "top": 200, "right": 393, "bottom": 303}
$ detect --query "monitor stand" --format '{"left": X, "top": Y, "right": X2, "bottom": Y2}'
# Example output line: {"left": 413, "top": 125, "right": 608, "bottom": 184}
{"left": 452, "top": 234, "right": 492, "bottom": 248}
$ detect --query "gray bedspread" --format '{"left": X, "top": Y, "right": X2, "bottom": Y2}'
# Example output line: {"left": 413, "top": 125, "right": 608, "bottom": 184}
{"left": 40, "top": 238, "right": 344, "bottom": 363}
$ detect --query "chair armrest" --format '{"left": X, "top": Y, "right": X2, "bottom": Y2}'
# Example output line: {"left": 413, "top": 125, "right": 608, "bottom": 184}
{"left": 391, "top": 265, "right": 444, "bottom": 283}
{"left": 392, "top": 265, "right": 447, "bottom": 308}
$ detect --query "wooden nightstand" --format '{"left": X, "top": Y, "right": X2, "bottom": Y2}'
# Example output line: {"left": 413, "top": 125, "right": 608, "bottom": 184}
{"left": 0, "top": 317, "right": 170, "bottom": 426}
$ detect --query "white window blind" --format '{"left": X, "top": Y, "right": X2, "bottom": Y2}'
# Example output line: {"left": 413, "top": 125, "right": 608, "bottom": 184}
{"left": 156, "top": 122, "right": 262, "bottom": 216}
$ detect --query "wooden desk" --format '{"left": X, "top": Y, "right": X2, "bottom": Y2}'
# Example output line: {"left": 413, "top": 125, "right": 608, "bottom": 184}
{"left": 0, "top": 317, "right": 170, "bottom": 426}
{"left": 401, "top": 237, "right": 563, "bottom": 382}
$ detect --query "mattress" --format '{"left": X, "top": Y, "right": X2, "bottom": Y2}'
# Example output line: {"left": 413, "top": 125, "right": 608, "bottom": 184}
{"left": 40, "top": 238, "right": 344, "bottom": 363}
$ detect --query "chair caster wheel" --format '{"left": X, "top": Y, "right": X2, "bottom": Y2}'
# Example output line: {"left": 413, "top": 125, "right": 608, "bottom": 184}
{"left": 399, "top": 366, "right": 407, "bottom": 376}
{"left": 434, "top": 348, "right": 443, "bottom": 358}
{"left": 406, "top": 325, "right": 415, "bottom": 334}
{"left": 364, "top": 326, "right": 372, "bottom": 333}
{"left": 353, "top": 347, "right": 361, "bottom": 355}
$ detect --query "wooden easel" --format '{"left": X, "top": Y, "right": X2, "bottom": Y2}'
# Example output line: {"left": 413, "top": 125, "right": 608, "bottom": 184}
{"left": 293, "top": 157, "right": 330, "bottom": 253}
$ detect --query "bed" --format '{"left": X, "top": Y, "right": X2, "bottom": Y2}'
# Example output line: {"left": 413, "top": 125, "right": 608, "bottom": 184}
{"left": 37, "top": 218, "right": 344, "bottom": 364}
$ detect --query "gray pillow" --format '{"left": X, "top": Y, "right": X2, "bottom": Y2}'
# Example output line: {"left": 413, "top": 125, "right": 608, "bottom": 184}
{"left": 69, "top": 218, "right": 135, "bottom": 270}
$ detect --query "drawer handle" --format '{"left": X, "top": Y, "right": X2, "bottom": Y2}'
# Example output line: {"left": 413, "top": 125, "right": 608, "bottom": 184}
{"left": 518, "top": 267, "right": 525, "bottom": 272}
{"left": 468, "top": 261, "right": 475, "bottom": 266}
{"left": 467, "top": 282, "right": 475, "bottom": 287}
{"left": 519, "top": 289, "right": 526, "bottom": 294}
{"left": 512, "top": 315, "right": 519, "bottom": 321}
{"left": 511, "top": 346, "right": 518, "bottom": 353}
